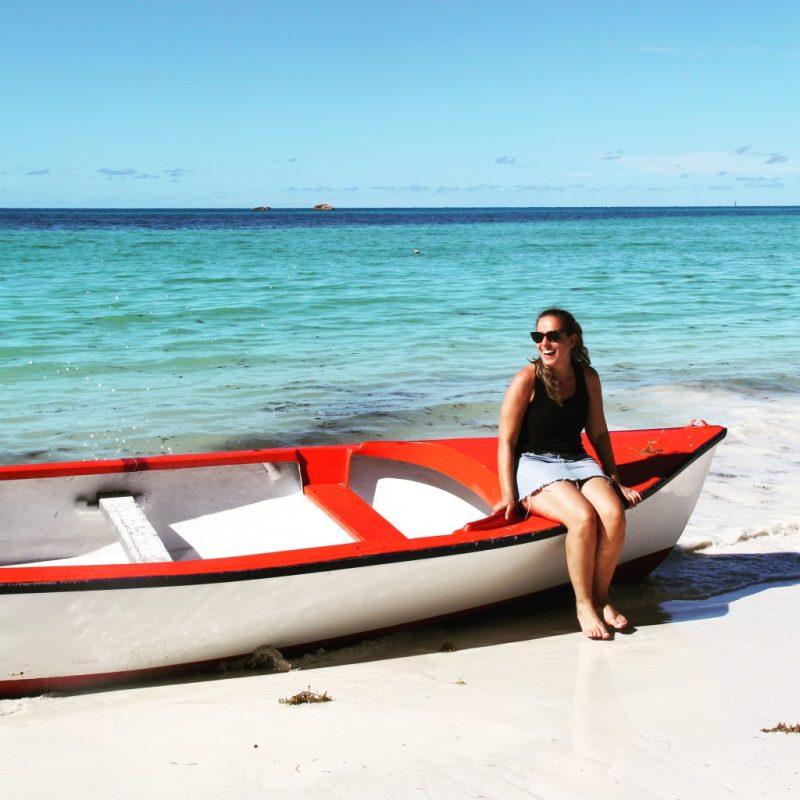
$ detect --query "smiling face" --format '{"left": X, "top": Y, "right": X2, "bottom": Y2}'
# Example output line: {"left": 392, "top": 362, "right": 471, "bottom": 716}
{"left": 535, "top": 314, "right": 577, "bottom": 369}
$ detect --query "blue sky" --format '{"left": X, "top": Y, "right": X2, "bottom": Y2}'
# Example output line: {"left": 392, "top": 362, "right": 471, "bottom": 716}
{"left": 2, "top": 0, "right": 799, "bottom": 207}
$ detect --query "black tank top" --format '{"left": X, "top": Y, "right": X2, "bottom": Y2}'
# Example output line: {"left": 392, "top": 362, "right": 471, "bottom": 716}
{"left": 515, "top": 363, "right": 589, "bottom": 458}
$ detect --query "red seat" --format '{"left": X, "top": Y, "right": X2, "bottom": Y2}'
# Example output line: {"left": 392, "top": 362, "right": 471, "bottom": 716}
{"left": 303, "top": 483, "right": 408, "bottom": 547}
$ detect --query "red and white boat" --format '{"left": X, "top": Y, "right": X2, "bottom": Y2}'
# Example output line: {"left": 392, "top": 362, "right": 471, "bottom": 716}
{"left": 0, "top": 424, "right": 725, "bottom": 696}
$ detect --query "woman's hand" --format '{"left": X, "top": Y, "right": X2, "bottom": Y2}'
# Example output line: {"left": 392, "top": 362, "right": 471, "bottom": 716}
{"left": 492, "top": 499, "right": 521, "bottom": 521}
{"left": 617, "top": 484, "right": 642, "bottom": 507}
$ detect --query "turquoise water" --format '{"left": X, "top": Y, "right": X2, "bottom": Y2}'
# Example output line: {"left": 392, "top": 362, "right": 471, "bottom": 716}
{"left": 2, "top": 207, "right": 799, "bottom": 464}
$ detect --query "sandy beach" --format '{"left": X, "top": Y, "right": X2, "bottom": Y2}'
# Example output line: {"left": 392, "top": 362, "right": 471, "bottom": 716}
{"left": 2, "top": 576, "right": 798, "bottom": 799}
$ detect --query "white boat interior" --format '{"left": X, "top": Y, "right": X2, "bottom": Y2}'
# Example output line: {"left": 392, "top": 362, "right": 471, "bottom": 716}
{"left": 0, "top": 455, "right": 491, "bottom": 569}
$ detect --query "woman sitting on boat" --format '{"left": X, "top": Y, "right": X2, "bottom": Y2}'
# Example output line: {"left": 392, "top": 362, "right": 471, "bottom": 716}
{"left": 496, "top": 308, "right": 641, "bottom": 640}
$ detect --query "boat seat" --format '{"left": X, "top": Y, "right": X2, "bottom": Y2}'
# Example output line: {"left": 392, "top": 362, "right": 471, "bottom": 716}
{"left": 350, "top": 440, "right": 500, "bottom": 507}
{"left": 303, "top": 483, "right": 408, "bottom": 546}
{"left": 99, "top": 495, "right": 173, "bottom": 563}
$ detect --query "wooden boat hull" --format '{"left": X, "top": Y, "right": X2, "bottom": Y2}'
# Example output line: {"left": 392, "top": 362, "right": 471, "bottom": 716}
{"left": 0, "top": 426, "right": 725, "bottom": 696}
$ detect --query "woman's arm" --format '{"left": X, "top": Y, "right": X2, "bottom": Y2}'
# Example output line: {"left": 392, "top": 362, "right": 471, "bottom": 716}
{"left": 495, "top": 366, "right": 536, "bottom": 518}
{"left": 584, "top": 367, "right": 642, "bottom": 507}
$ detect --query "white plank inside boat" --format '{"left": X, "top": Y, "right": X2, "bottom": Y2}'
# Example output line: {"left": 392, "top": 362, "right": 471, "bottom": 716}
{"left": 99, "top": 495, "right": 173, "bottom": 563}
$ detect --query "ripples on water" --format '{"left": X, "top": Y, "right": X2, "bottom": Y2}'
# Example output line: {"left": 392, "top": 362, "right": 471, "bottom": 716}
{"left": 3, "top": 207, "right": 799, "bottom": 463}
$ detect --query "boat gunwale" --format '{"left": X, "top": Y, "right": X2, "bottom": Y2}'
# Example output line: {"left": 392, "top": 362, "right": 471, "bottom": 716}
{"left": 0, "top": 426, "right": 727, "bottom": 593}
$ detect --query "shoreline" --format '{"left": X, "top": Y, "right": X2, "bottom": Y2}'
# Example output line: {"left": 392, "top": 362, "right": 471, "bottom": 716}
{"left": 2, "top": 578, "right": 798, "bottom": 798}
{"left": 4, "top": 375, "right": 800, "bottom": 469}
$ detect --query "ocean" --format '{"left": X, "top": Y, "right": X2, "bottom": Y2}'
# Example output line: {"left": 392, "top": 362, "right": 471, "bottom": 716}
{"left": 2, "top": 206, "right": 799, "bottom": 563}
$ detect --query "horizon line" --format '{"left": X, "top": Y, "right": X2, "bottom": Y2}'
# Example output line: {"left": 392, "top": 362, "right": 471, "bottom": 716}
{"left": 2, "top": 203, "right": 799, "bottom": 211}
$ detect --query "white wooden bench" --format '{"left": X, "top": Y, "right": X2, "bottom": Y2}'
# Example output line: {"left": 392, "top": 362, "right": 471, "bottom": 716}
{"left": 99, "top": 495, "right": 172, "bottom": 563}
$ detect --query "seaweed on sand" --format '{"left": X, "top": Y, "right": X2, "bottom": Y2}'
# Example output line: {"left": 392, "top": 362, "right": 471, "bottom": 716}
{"left": 760, "top": 722, "right": 800, "bottom": 734}
{"left": 279, "top": 687, "right": 333, "bottom": 705}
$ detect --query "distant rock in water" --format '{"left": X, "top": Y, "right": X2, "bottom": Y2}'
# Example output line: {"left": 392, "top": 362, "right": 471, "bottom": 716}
{"left": 313, "top": 203, "right": 335, "bottom": 211}
{"left": 252, "top": 206, "right": 272, "bottom": 211}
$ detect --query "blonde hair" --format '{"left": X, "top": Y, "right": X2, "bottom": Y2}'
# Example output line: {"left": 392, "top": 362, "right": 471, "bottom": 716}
{"left": 532, "top": 308, "right": 591, "bottom": 405}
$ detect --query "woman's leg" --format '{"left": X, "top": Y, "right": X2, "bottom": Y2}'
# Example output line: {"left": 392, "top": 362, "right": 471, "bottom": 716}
{"left": 580, "top": 477, "right": 628, "bottom": 629}
{"left": 524, "top": 480, "right": 611, "bottom": 640}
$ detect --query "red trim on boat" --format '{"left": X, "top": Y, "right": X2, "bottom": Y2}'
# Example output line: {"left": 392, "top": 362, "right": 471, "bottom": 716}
{"left": 351, "top": 439, "right": 501, "bottom": 506}
{"left": 0, "top": 426, "right": 726, "bottom": 590}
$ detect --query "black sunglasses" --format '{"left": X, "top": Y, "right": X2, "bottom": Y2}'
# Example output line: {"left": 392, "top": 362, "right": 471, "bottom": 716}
{"left": 530, "top": 329, "right": 568, "bottom": 344}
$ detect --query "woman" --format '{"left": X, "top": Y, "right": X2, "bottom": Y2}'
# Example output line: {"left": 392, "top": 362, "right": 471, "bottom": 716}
{"left": 495, "top": 308, "right": 641, "bottom": 640}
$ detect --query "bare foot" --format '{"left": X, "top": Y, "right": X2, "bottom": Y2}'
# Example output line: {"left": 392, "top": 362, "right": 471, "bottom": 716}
{"left": 601, "top": 603, "right": 628, "bottom": 631}
{"left": 577, "top": 603, "right": 611, "bottom": 640}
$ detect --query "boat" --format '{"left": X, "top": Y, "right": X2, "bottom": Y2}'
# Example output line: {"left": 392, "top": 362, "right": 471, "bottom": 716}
{"left": 0, "top": 423, "right": 725, "bottom": 696}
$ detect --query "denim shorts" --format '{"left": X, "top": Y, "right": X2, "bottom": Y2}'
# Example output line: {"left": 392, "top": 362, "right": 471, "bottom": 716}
{"left": 516, "top": 452, "right": 607, "bottom": 499}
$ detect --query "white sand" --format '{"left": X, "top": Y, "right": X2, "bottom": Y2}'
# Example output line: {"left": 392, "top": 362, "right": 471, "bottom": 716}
{"left": 1, "top": 580, "right": 798, "bottom": 799}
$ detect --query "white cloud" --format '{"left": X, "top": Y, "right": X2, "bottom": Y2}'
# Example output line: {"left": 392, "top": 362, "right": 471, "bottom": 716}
{"left": 601, "top": 148, "right": 797, "bottom": 179}
{"left": 99, "top": 168, "right": 138, "bottom": 177}
{"left": 495, "top": 155, "right": 529, "bottom": 167}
